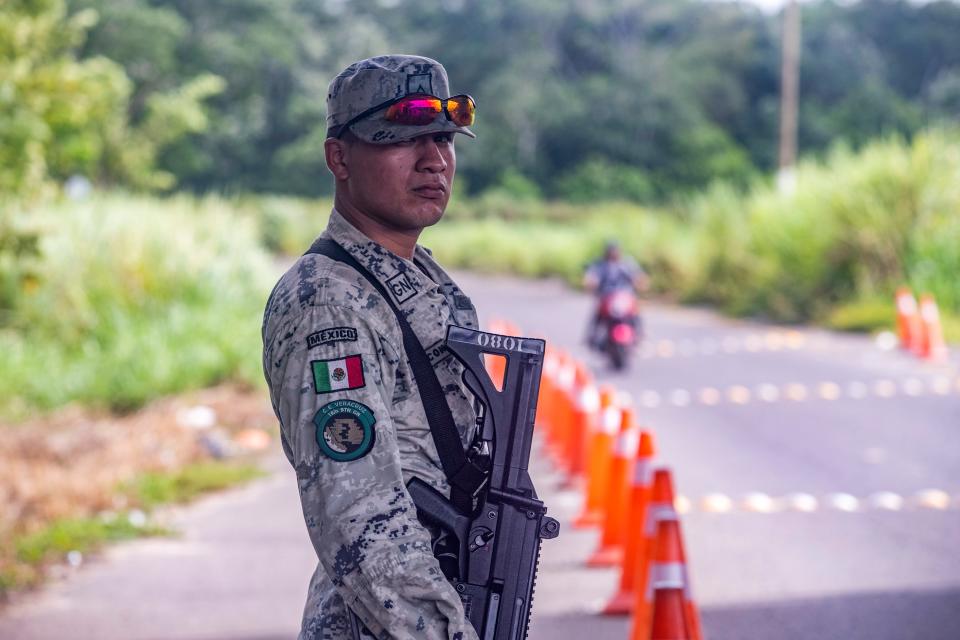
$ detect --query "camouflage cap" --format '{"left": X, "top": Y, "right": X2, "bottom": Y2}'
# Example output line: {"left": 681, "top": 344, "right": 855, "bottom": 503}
{"left": 326, "top": 55, "right": 476, "bottom": 144}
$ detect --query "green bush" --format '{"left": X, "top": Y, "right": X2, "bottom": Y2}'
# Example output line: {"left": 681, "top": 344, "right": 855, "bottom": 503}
{"left": 0, "top": 193, "right": 276, "bottom": 416}
{"left": 685, "top": 130, "right": 960, "bottom": 322}
{"left": 555, "top": 159, "right": 655, "bottom": 204}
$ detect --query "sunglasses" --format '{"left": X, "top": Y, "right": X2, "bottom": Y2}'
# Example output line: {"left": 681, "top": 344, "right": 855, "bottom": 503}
{"left": 331, "top": 94, "right": 476, "bottom": 139}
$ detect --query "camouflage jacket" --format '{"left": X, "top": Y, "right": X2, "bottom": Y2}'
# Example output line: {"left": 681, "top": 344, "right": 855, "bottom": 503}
{"left": 262, "top": 209, "right": 481, "bottom": 640}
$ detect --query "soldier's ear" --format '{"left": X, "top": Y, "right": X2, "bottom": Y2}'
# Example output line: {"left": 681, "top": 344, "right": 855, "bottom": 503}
{"left": 324, "top": 137, "right": 351, "bottom": 181}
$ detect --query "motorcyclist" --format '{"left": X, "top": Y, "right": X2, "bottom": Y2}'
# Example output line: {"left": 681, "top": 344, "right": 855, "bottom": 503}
{"left": 583, "top": 241, "right": 648, "bottom": 349}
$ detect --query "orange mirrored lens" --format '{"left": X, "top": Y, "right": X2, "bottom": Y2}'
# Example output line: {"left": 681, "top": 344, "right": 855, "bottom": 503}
{"left": 447, "top": 96, "right": 475, "bottom": 126}
{"left": 386, "top": 97, "right": 442, "bottom": 125}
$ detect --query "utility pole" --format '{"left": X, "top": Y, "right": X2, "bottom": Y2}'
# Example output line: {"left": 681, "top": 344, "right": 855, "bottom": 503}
{"left": 778, "top": 0, "right": 801, "bottom": 194}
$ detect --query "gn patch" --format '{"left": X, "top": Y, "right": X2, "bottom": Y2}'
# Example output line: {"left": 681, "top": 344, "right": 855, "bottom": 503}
{"left": 314, "top": 399, "right": 376, "bottom": 462}
{"left": 386, "top": 271, "right": 417, "bottom": 304}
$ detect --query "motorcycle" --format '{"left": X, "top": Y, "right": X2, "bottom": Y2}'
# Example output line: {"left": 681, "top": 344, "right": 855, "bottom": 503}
{"left": 593, "top": 289, "right": 641, "bottom": 370}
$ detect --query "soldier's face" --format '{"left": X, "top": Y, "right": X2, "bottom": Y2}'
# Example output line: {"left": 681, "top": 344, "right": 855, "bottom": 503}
{"left": 341, "top": 132, "right": 456, "bottom": 232}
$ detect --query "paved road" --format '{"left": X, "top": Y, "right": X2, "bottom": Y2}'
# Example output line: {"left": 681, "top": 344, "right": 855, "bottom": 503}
{"left": 2, "top": 272, "right": 958, "bottom": 640}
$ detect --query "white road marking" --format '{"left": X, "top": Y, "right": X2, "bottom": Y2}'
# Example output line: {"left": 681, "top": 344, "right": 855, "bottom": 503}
{"left": 847, "top": 381, "right": 869, "bottom": 399}
{"left": 640, "top": 390, "right": 661, "bottom": 409}
{"left": 874, "top": 379, "right": 897, "bottom": 398}
{"left": 678, "top": 339, "right": 698, "bottom": 357}
{"left": 818, "top": 382, "right": 841, "bottom": 400}
{"left": 915, "top": 489, "right": 951, "bottom": 510}
{"left": 785, "top": 493, "right": 819, "bottom": 512}
{"left": 727, "top": 385, "right": 751, "bottom": 404}
{"left": 670, "top": 389, "right": 692, "bottom": 407}
{"left": 757, "top": 384, "right": 780, "bottom": 402}
{"left": 656, "top": 340, "right": 675, "bottom": 358}
{"left": 742, "top": 492, "right": 777, "bottom": 513}
{"left": 932, "top": 376, "right": 952, "bottom": 395}
{"left": 868, "top": 492, "right": 903, "bottom": 511}
{"left": 675, "top": 490, "right": 960, "bottom": 514}
{"left": 785, "top": 383, "right": 808, "bottom": 401}
{"left": 701, "top": 494, "right": 734, "bottom": 513}
{"left": 875, "top": 331, "right": 899, "bottom": 351}
{"left": 826, "top": 493, "right": 860, "bottom": 512}
{"left": 699, "top": 387, "right": 721, "bottom": 405}
{"left": 902, "top": 378, "right": 924, "bottom": 397}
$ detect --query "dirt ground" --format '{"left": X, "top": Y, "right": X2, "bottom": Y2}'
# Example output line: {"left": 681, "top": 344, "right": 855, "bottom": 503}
{"left": 0, "top": 384, "right": 278, "bottom": 570}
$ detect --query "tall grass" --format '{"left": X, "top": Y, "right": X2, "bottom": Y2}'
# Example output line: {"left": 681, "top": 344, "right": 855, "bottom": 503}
{"left": 0, "top": 194, "right": 278, "bottom": 416}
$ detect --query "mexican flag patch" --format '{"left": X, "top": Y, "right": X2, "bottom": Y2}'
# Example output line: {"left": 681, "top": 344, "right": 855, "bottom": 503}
{"left": 311, "top": 355, "right": 365, "bottom": 394}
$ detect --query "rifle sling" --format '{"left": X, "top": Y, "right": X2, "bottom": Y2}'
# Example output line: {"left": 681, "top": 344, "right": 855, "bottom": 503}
{"left": 305, "top": 238, "right": 485, "bottom": 513}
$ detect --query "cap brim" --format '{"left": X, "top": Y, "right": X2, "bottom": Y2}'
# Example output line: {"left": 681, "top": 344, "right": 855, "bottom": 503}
{"left": 348, "top": 112, "right": 476, "bottom": 144}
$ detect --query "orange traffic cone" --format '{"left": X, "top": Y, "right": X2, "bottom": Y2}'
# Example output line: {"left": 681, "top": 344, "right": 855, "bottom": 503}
{"left": 918, "top": 294, "right": 949, "bottom": 362}
{"left": 648, "top": 517, "right": 690, "bottom": 640}
{"left": 587, "top": 407, "right": 638, "bottom": 567}
{"left": 895, "top": 287, "right": 922, "bottom": 352}
{"left": 564, "top": 364, "right": 599, "bottom": 482}
{"left": 573, "top": 386, "right": 619, "bottom": 528}
{"left": 550, "top": 353, "right": 577, "bottom": 467}
{"left": 631, "top": 470, "right": 703, "bottom": 640}
{"left": 602, "top": 430, "right": 656, "bottom": 615}
{"left": 538, "top": 346, "right": 560, "bottom": 436}
{"left": 630, "top": 468, "right": 675, "bottom": 640}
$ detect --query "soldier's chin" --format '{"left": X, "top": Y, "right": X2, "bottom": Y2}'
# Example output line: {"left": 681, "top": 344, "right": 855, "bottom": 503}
{"left": 411, "top": 201, "right": 448, "bottom": 227}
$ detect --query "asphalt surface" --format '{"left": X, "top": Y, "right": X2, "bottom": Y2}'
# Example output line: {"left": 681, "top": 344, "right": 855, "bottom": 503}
{"left": 2, "top": 272, "right": 958, "bottom": 640}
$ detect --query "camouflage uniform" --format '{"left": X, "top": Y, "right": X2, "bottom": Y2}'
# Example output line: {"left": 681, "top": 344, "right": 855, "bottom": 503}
{"left": 262, "top": 210, "right": 481, "bottom": 640}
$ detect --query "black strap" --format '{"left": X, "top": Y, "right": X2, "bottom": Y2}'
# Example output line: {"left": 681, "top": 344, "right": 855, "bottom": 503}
{"left": 305, "top": 238, "right": 486, "bottom": 512}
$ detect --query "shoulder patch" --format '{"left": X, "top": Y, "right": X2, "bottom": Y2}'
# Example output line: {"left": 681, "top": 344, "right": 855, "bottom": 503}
{"left": 306, "top": 326, "right": 358, "bottom": 349}
{"left": 314, "top": 399, "right": 376, "bottom": 462}
{"left": 453, "top": 293, "right": 474, "bottom": 310}
{"left": 312, "top": 355, "right": 366, "bottom": 394}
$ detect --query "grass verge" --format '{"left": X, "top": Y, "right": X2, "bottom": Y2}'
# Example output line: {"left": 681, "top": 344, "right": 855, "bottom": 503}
{"left": 1, "top": 459, "right": 264, "bottom": 599}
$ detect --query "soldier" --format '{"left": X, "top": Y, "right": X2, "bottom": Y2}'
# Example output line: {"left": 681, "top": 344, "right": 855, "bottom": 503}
{"left": 261, "top": 56, "right": 480, "bottom": 640}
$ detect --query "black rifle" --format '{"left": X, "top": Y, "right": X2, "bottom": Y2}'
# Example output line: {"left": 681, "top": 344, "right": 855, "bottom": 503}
{"left": 349, "top": 326, "right": 559, "bottom": 640}
{"left": 409, "top": 326, "right": 559, "bottom": 639}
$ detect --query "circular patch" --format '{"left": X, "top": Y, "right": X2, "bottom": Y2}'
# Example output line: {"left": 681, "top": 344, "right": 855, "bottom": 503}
{"left": 313, "top": 399, "right": 376, "bottom": 462}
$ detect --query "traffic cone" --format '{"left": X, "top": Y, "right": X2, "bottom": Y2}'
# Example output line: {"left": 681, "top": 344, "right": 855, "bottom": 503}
{"left": 587, "top": 407, "right": 638, "bottom": 567}
{"left": 894, "top": 287, "right": 922, "bottom": 352}
{"left": 630, "top": 470, "right": 703, "bottom": 640}
{"left": 573, "top": 386, "right": 619, "bottom": 528}
{"left": 648, "top": 517, "right": 690, "bottom": 640}
{"left": 537, "top": 346, "right": 559, "bottom": 437}
{"left": 918, "top": 294, "right": 949, "bottom": 362}
{"left": 550, "top": 353, "right": 577, "bottom": 467}
{"left": 630, "top": 468, "right": 676, "bottom": 640}
{"left": 563, "top": 363, "right": 599, "bottom": 483}
{"left": 602, "top": 430, "right": 656, "bottom": 615}
{"left": 542, "top": 348, "right": 564, "bottom": 456}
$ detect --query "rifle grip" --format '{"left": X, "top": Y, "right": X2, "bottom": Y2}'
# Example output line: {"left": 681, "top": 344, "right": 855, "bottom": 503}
{"left": 407, "top": 477, "right": 470, "bottom": 579}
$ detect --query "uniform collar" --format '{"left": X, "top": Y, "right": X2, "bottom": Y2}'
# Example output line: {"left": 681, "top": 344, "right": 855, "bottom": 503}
{"left": 325, "top": 208, "right": 438, "bottom": 302}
